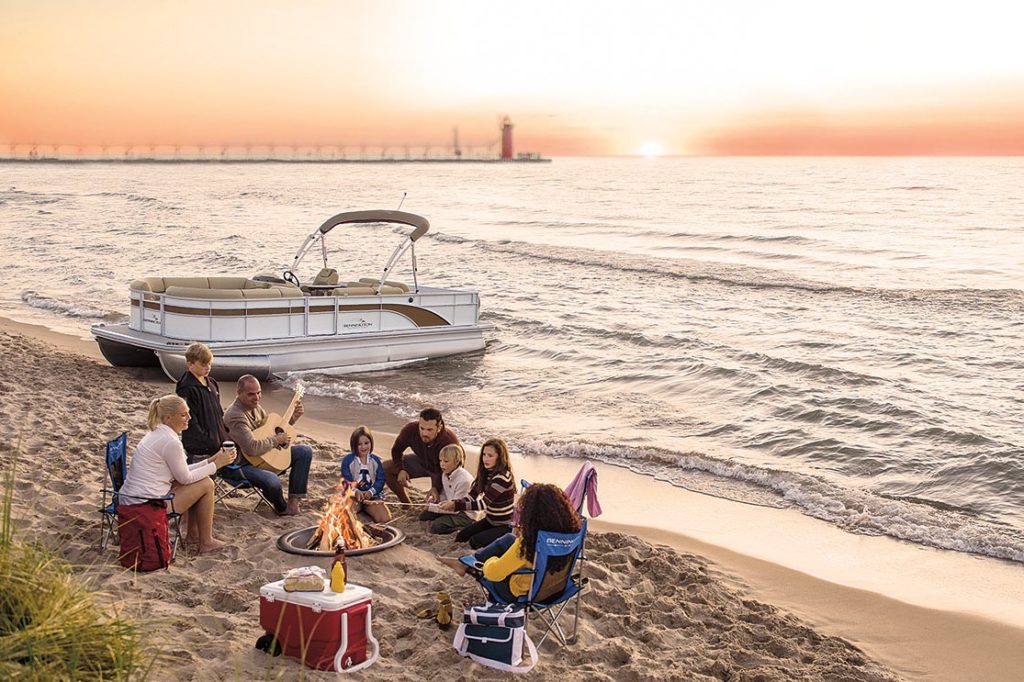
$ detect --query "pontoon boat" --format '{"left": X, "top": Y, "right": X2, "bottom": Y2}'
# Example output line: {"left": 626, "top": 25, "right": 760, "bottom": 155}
{"left": 91, "top": 210, "right": 491, "bottom": 381}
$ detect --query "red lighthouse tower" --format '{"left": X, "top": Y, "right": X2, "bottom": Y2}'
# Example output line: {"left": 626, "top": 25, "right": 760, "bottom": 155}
{"left": 500, "top": 116, "right": 514, "bottom": 161}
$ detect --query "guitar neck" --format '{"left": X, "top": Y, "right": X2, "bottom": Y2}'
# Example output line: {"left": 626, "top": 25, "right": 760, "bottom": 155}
{"left": 278, "top": 387, "right": 303, "bottom": 428}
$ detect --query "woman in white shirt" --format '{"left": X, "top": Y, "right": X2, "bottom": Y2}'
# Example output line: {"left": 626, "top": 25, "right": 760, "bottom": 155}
{"left": 119, "top": 394, "right": 234, "bottom": 553}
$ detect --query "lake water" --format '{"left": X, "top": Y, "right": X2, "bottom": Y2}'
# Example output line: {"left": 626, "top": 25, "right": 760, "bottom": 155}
{"left": 2, "top": 157, "right": 1022, "bottom": 562}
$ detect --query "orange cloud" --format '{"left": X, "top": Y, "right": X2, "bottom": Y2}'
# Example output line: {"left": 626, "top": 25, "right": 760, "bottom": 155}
{"left": 691, "top": 96, "right": 1024, "bottom": 156}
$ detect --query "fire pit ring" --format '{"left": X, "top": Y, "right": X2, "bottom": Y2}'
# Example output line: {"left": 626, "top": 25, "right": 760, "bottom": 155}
{"left": 276, "top": 524, "right": 406, "bottom": 557}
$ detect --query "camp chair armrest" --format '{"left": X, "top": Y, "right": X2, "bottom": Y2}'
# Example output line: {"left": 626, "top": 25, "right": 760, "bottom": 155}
{"left": 154, "top": 493, "right": 175, "bottom": 510}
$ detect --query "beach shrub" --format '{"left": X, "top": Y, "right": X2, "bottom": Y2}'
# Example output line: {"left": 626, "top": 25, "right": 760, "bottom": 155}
{"left": 0, "top": 466, "right": 150, "bottom": 681}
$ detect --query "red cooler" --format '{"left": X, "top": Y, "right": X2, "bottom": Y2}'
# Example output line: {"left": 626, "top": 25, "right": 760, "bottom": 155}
{"left": 259, "top": 579, "right": 379, "bottom": 672}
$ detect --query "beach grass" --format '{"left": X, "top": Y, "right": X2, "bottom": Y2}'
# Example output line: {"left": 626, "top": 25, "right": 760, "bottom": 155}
{"left": 0, "top": 463, "right": 152, "bottom": 681}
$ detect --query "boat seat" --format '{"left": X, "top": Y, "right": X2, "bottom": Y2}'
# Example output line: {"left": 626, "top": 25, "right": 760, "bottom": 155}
{"left": 130, "top": 277, "right": 303, "bottom": 298}
{"left": 209, "top": 277, "right": 251, "bottom": 289}
{"left": 313, "top": 268, "right": 340, "bottom": 286}
{"left": 331, "top": 287, "right": 376, "bottom": 296}
{"left": 130, "top": 277, "right": 169, "bottom": 293}
{"left": 160, "top": 276, "right": 209, "bottom": 291}
{"left": 165, "top": 286, "right": 244, "bottom": 299}
{"left": 330, "top": 285, "right": 406, "bottom": 296}
{"left": 358, "top": 277, "right": 410, "bottom": 292}
{"left": 163, "top": 286, "right": 307, "bottom": 300}
{"left": 240, "top": 288, "right": 287, "bottom": 299}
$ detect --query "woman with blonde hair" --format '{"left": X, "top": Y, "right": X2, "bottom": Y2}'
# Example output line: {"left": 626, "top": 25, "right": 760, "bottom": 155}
{"left": 119, "top": 394, "right": 234, "bottom": 553}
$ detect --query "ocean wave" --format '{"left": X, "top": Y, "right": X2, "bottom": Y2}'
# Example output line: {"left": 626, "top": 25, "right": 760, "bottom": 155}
{"left": 20, "top": 290, "right": 126, "bottom": 322}
{"left": 298, "top": 369, "right": 1024, "bottom": 561}
{"left": 430, "top": 232, "right": 468, "bottom": 244}
{"left": 424, "top": 231, "right": 1024, "bottom": 304}
{"left": 281, "top": 374, "right": 424, "bottom": 416}
{"left": 739, "top": 352, "right": 887, "bottom": 387}
{"left": 673, "top": 232, "right": 818, "bottom": 245}
{"left": 88, "top": 191, "right": 159, "bottom": 203}
{"left": 482, "top": 311, "right": 704, "bottom": 351}
{"left": 910, "top": 426, "right": 995, "bottom": 447}
{"left": 769, "top": 405, "right": 901, "bottom": 434}
{"left": 492, "top": 219, "right": 599, "bottom": 230}
{"left": 0, "top": 188, "right": 69, "bottom": 205}
{"left": 887, "top": 185, "right": 957, "bottom": 191}
{"left": 493, "top": 436, "right": 1024, "bottom": 563}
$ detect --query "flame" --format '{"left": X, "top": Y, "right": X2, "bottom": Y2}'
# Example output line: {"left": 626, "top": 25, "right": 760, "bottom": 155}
{"left": 309, "top": 480, "right": 378, "bottom": 551}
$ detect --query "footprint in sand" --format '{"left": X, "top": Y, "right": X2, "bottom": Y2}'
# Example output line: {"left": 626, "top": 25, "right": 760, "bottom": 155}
{"left": 209, "top": 588, "right": 249, "bottom": 613}
{"left": 194, "top": 613, "right": 234, "bottom": 634}
{"left": 45, "top": 480, "right": 84, "bottom": 495}
{"left": 190, "top": 545, "right": 241, "bottom": 571}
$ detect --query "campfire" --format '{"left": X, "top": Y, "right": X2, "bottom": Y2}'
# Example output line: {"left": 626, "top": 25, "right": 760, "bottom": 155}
{"left": 306, "top": 481, "right": 383, "bottom": 552}
{"left": 276, "top": 480, "right": 405, "bottom": 557}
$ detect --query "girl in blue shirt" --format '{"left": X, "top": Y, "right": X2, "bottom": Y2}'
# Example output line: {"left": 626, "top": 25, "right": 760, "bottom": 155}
{"left": 341, "top": 425, "right": 391, "bottom": 523}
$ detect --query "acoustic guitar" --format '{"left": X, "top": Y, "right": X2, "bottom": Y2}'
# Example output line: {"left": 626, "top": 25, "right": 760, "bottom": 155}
{"left": 245, "top": 382, "right": 305, "bottom": 474}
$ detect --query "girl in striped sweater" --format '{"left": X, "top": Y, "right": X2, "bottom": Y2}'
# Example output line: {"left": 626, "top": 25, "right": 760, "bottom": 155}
{"left": 444, "top": 438, "right": 516, "bottom": 549}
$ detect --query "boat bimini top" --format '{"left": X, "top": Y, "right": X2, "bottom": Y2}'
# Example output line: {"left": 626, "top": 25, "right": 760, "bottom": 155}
{"left": 286, "top": 209, "right": 430, "bottom": 293}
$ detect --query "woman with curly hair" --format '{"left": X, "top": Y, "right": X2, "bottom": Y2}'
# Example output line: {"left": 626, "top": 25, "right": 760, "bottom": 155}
{"left": 438, "top": 483, "right": 582, "bottom": 602}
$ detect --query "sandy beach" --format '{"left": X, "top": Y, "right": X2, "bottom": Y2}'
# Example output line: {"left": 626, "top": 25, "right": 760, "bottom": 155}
{"left": 2, "top": 316, "right": 1023, "bottom": 681}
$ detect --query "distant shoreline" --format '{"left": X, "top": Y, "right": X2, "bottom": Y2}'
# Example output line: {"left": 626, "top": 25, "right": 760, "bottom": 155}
{"left": 0, "top": 157, "right": 552, "bottom": 164}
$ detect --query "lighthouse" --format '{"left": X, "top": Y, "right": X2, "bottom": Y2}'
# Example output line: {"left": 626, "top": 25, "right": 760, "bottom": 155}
{"left": 500, "top": 116, "right": 513, "bottom": 161}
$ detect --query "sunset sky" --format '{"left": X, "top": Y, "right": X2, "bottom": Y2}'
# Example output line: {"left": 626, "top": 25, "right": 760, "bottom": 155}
{"left": 3, "top": 1, "right": 1024, "bottom": 156}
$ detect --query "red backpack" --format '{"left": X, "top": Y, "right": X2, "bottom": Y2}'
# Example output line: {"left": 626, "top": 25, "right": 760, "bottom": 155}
{"left": 118, "top": 501, "right": 171, "bottom": 571}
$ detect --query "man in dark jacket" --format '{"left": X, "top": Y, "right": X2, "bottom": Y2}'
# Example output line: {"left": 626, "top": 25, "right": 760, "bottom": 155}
{"left": 175, "top": 342, "right": 229, "bottom": 463}
{"left": 383, "top": 407, "right": 460, "bottom": 504}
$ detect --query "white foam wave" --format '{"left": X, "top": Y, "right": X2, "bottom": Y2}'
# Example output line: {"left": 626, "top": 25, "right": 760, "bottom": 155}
{"left": 287, "top": 370, "right": 1024, "bottom": 563}
{"left": 281, "top": 374, "right": 425, "bottom": 416}
{"left": 470, "top": 435, "right": 1024, "bottom": 564}
{"left": 20, "top": 290, "right": 125, "bottom": 322}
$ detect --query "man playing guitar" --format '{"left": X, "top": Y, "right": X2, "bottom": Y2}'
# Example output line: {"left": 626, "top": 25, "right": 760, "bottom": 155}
{"left": 223, "top": 375, "right": 313, "bottom": 516}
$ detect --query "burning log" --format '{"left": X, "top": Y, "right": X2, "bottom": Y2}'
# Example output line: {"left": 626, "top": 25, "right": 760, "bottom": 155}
{"left": 306, "top": 481, "right": 381, "bottom": 552}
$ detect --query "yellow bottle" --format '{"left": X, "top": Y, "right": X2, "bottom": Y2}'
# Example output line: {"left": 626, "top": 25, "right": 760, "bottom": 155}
{"left": 330, "top": 558, "right": 346, "bottom": 592}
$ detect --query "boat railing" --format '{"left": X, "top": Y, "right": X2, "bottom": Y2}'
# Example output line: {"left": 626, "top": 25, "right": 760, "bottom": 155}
{"left": 130, "top": 288, "right": 480, "bottom": 343}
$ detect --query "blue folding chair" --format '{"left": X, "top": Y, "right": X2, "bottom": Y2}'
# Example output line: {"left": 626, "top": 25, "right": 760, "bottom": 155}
{"left": 213, "top": 464, "right": 274, "bottom": 511}
{"left": 461, "top": 518, "right": 589, "bottom": 647}
{"left": 99, "top": 432, "right": 182, "bottom": 558}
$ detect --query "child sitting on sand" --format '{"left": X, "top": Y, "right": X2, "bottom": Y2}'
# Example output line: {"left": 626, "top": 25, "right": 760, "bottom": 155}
{"left": 419, "top": 444, "right": 477, "bottom": 534}
{"left": 438, "top": 438, "right": 516, "bottom": 549}
{"left": 340, "top": 425, "right": 391, "bottom": 524}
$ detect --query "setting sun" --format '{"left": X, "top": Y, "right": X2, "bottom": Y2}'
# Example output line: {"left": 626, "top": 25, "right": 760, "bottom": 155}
{"left": 638, "top": 141, "right": 665, "bottom": 158}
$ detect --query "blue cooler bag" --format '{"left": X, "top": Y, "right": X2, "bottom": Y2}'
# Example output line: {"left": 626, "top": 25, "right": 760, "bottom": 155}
{"left": 452, "top": 603, "right": 537, "bottom": 673}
